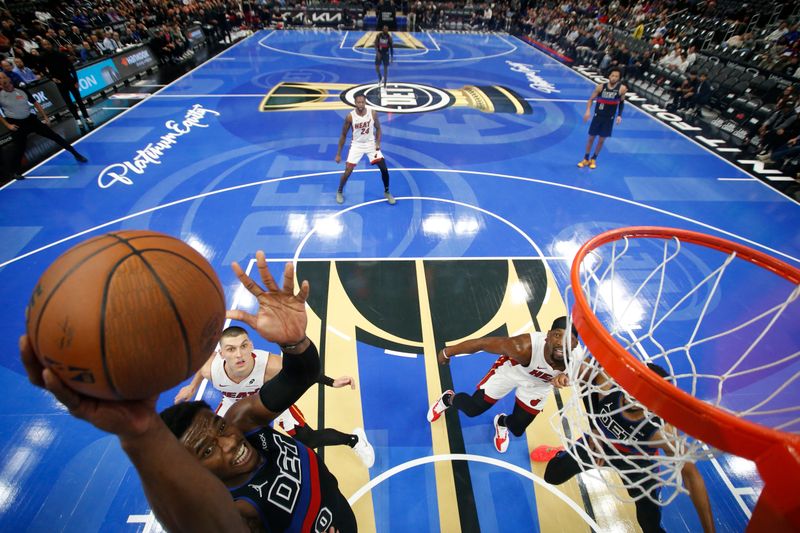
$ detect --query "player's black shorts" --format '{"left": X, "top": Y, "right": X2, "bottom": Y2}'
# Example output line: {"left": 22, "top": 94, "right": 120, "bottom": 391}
{"left": 588, "top": 114, "right": 614, "bottom": 137}
{"left": 375, "top": 52, "right": 390, "bottom": 66}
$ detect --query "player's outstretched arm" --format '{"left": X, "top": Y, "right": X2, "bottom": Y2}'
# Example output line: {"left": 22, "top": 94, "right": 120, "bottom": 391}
{"left": 20, "top": 335, "right": 248, "bottom": 533}
{"left": 331, "top": 375, "right": 355, "bottom": 389}
{"left": 174, "top": 352, "right": 215, "bottom": 403}
{"left": 225, "top": 252, "right": 319, "bottom": 432}
{"left": 438, "top": 334, "right": 531, "bottom": 366}
{"left": 681, "top": 461, "right": 715, "bottom": 532}
{"left": 227, "top": 340, "right": 320, "bottom": 432}
{"left": 656, "top": 427, "right": 715, "bottom": 533}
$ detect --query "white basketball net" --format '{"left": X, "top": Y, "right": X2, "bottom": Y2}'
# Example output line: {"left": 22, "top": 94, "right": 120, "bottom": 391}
{"left": 552, "top": 233, "right": 800, "bottom": 507}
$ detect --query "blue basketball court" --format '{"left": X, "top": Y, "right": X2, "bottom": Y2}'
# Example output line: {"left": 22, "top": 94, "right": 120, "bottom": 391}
{"left": 1, "top": 29, "right": 797, "bottom": 532}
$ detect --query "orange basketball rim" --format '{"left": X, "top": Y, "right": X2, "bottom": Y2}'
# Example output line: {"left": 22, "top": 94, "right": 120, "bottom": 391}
{"left": 569, "top": 226, "right": 800, "bottom": 532}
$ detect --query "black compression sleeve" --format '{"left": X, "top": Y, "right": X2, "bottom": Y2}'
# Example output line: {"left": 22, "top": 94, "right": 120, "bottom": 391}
{"left": 318, "top": 374, "right": 335, "bottom": 387}
{"left": 258, "top": 341, "right": 320, "bottom": 413}
{"left": 617, "top": 100, "right": 624, "bottom": 116}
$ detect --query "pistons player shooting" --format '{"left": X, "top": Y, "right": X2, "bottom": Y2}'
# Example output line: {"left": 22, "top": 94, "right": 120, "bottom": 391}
{"left": 24, "top": 252, "right": 359, "bottom": 532}
{"left": 578, "top": 67, "right": 627, "bottom": 169}
{"left": 334, "top": 93, "right": 394, "bottom": 205}
{"left": 175, "top": 326, "right": 375, "bottom": 468}
{"left": 427, "top": 316, "right": 578, "bottom": 453}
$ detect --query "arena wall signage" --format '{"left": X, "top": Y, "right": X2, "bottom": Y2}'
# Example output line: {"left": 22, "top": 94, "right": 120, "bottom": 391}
{"left": 75, "top": 58, "right": 120, "bottom": 99}
{"left": 113, "top": 46, "right": 158, "bottom": 78}
{"left": 184, "top": 25, "right": 206, "bottom": 47}
{"left": 278, "top": 8, "right": 374, "bottom": 27}
{"left": 72, "top": 46, "right": 158, "bottom": 100}
{"left": 575, "top": 66, "right": 793, "bottom": 184}
{"left": 27, "top": 79, "right": 67, "bottom": 114}
{"left": 1, "top": 46, "right": 158, "bottom": 145}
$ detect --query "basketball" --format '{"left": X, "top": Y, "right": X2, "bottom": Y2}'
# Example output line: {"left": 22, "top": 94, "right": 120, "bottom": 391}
{"left": 25, "top": 230, "right": 226, "bottom": 400}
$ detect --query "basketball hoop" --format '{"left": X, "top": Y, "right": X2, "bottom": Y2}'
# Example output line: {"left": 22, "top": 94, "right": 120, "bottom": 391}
{"left": 559, "top": 226, "right": 800, "bottom": 531}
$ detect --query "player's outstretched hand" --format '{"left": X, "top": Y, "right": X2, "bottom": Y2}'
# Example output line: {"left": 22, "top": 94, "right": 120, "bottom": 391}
{"left": 616, "top": 116, "right": 622, "bottom": 125}
{"left": 20, "top": 334, "right": 160, "bottom": 439}
{"left": 226, "top": 251, "right": 310, "bottom": 346}
{"left": 335, "top": 154, "right": 341, "bottom": 163}
{"left": 332, "top": 376, "right": 356, "bottom": 389}
{"left": 583, "top": 111, "right": 591, "bottom": 122}
{"left": 437, "top": 348, "right": 451, "bottom": 366}
{"left": 174, "top": 384, "right": 196, "bottom": 404}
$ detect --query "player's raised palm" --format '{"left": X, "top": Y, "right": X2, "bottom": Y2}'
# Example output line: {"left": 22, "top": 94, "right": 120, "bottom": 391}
{"left": 226, "top": 251, "right": 310, "bottom": 346}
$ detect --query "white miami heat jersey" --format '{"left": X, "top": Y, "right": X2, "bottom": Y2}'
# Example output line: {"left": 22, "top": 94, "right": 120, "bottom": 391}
{"left": 350, "top": 109, "right": 375, "bottom": 145}
{"left": 513, "top": 332, "right": 558, "bottom": 383}
{"left": 211, "top": 349, "right": 270, "bottom": 416}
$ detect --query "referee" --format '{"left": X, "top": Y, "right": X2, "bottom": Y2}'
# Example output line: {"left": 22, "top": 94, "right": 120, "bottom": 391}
{"left": 0, "top": 72, "right": 87, "bottom": 181}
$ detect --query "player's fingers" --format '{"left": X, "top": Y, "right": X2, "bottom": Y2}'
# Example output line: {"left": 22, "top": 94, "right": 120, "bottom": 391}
{"left": 296, "top": 280, "right": 310, "bottom": 303}
{"left": 20, "top": 335, "right": 46, "bottom": 388}
{"left": 226, "top": 309, "right": 257, "bottom": 328}
{"left": 42, "top": 367, "right": 81, "bottom": 412}
{"left": 255, "top": 251, "right": 280, "bottom": 292}
{"left": 232, "top": 261, "right": 265, "bottom": 297}
{"left": 282, "top": 262, "right": 295, "bottom": 294}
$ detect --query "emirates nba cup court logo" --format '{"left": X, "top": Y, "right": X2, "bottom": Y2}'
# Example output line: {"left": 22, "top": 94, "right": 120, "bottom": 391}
{"left": 259, "top": 82, "right": 532, "bottom": 115}
{"left": 342, "top": 83, "right": 455, "bottom": 113}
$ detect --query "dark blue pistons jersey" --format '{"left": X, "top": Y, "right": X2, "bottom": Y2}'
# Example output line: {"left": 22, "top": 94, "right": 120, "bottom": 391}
{"left": 229, "top": 426, "right": 342, "bottom": 532}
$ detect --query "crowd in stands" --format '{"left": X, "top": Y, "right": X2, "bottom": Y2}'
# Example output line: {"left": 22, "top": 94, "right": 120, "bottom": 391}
{"left": 0, "top": 0, "right": 241, "bottom": 81}
{"left": 519, "top": 0, "right": 800, "bottom": 193}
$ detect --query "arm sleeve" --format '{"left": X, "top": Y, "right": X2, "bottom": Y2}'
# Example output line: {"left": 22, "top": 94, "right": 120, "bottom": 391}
{"left": 258, "top": 341, "right": 320, "bottom": 413}
{"left": 617, "top": 100, "right": 624, "bottom": 116}
{"left": 317, "top": 374, "right": 335, "bottom": 387}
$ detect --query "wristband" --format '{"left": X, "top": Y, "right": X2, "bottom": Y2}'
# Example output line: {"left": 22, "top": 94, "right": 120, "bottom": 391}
{"left": 319, "top": 375, "right": 335, "bottom": 387}
{"left": 442, "top": 348, "right": 449, "bottom": 359}
{"left": 280, "top": 336, "right": 308, "bottom": 351}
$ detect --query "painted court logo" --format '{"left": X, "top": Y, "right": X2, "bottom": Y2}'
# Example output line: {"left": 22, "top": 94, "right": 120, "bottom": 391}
{"left": 341, "top": 83, "right": 454, "bottom": 113}
{"left": 260, "top": 82, "right": 531, "bottom": 115}
{"left": 96, "top": 104, "right": 220, "bottom": 189}
{"left": 505, "top": 61, "right": 560, "bottom": 94}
